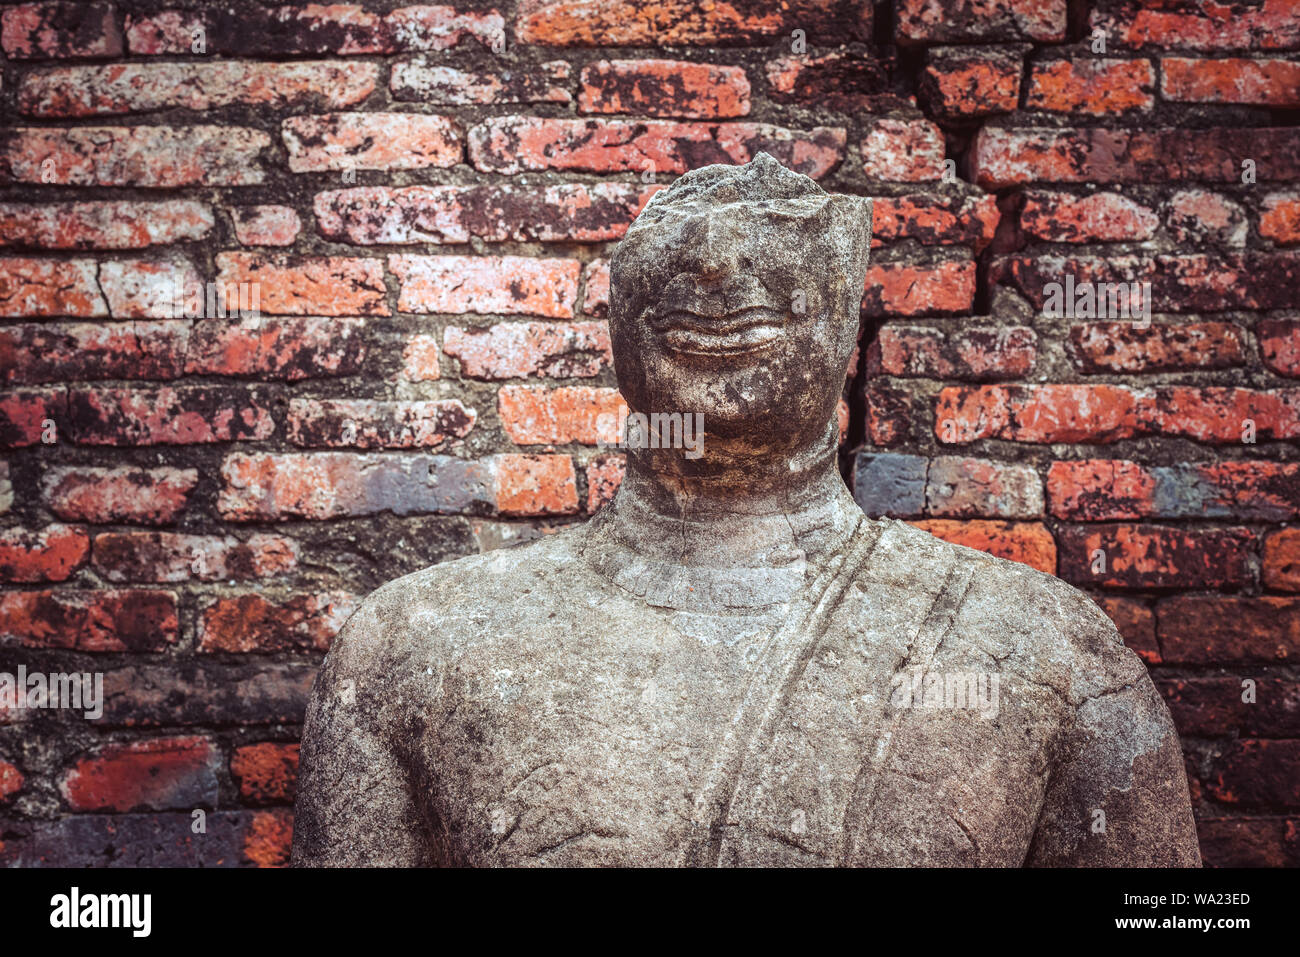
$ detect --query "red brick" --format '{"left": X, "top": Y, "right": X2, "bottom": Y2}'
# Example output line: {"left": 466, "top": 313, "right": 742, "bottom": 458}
{"left": 1092, "top": 1, "right": 1300, "bottom": 53}
{"left": 0, "top": 201, "right": 213, "bottom": 249}
{"left": 0, "top": 257, "right": 105, "bottom": 317}
{"left": 1154, "top": 386, "right": 1300, "bottom": 443}
{"left": 18, "top": 61, "right": 379, "bottom": 118}
{"left": 1047, "top": 460, "right": 1157, "bottom": 522}
{"left": 1165, "top": 189, "right": 1247, "bottom": 245}
{"left": 91, "top": 532, "right": 298, "bottom": 583}
{"left": 444, "top": 321, "right": 612, "bottom": 380}
{"left": 316, "top": 183, "right": 659, "bottom": 245}
{"left": 1160, "top": 677, "right": 1300, "bottom": 738}
{"left": 282, "top": 112, "right": 462, "bottom": 173}
{"left": 896, "top": 0, "right": 1065, "bottom": 43}
{"left": 1068, "top": 322, "right": 1246, "bottom": 373}
{"left": 871, "top": 194, "right": 1000, "bottom": 250}
{"left": 62, "top": 737, "right": 219, "bottom": 812}
{"left": 0, "top": 761, "right": 21, "bottom": 803}
{"left": 860, "top": 118, "right": 945, "bottom": 182}
{"left": 582, "top": 260, "right": 610, "bottom": 316}
{"left": 42, "top": 466, "right": 198, "bottom": 525}
{"left": 1059, "top": 524, "right": 1254, "bottom": 590}
{"left": 0, "top": 388, "right": 65, "bottom": 448}
{"left": 231, "top": 206, "right": 301, "bottom": 247}
{"left": 1019, "top": 190, "right": 1158, "bottom": 242}
{"left": 578, "top": 59, "right": 749, "bottom": 118}
{"left": 231, "top": 743, "right": 299, "bottom": 805}
{"left": 495, "top": 453, "right": 579, "bottom": 517}
{"left": 0, "top": 462, "right": 10, "bottom": 514}
{"left": 0, "top": 322, "right": 187, "bottom": 384}
{"left": 401, "top": 335, "right": 441, "bottom": 382}
{"left": 1, "top": 126, "right": 271, "bottom": 187}
{"left": 123, "top": 10, "right": 203, "bottom": 55}
{"left": 97, "top": 258, "right": 203, "bottom": 320}
{"left": 66, "top": 387, "right": 275, "bottom": 446}
{"left": 908, "top": 519, "right": 1057, "bottom": 574}
{"left": 0, "top": 589, "right": 178, "bottom": 652}
{"left": 1261, "top": 191, "right": 1300, "bottom": 246}
{"left": 198, "top": 592, "right": 358, "bottom": 653}
{"left": 1160, "top": 595, "right": 1300, "bottom": 664}
{"left": 187, "top": 317, "right": 367, "bottom": 380}
{"left": 245, "top": 809, "right": 294, "bottom": 868}
{"left": 467, "top": 116, "right": 845, "bottom": 179}
{"left": 1, "top": 2, "right": 121, "bottom": 59}
{"left": 862, "top": 258, "right": 976, "bottom": 316}
{"left": 498, "top": 386, "right": 625, "bottom": 445}
{"left": 287, "top": 398, "right": 476, "bottom": 449}
{"left": 392, "top": 60, "right": 571, "bottom": 105}
{"left": 1162, "top": 57, "right": 1300, "bottom": 107}
{"left": 865, "top": 385, "right": 911, "bottom": 446}
{"left": 390, "top": 255, "right": 580, "bottom": 318}
{"left": 1207, "top": 740, "right": 1300, "bottom": 809}
{"left": 215, "top": 253, "right": 388, "bottom": 316}
{"left": 971, "top": 127, "right": 1300, "bottom": 188}
{"left": 515, "top": 0, "right": 866, "bottom": 46}
{"left": 765, "top": 52, "right": 892, "bottom": 111}
{"left": 920, "top": 46, "right": 1022, "bottom": 118}
{"left": 1195, "top": 817, "right": 1298, "bottom": 868}
{"left": 924, "top": 456, "right": 1043, "bottom": 519}
{"left": 873, "top": 324, "right": 1036, "bottom": 379}
{"left": 1265, "top": 528, "right": 1300, "bottom": 592}
{"left": 1093, "top": 595, "right": 1159, "bottom": 663}
{"left": 0, "top": 525, "right": 89, "bottom": 583}
{"left": 586, "top": 453, "right": 625, "bottom": 513}
{"left": 1026, "top": 58, "right": 1154, "bottom": 114}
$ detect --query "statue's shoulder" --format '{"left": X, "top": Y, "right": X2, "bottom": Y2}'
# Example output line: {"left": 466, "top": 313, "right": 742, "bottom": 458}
{"left": 865, "top": 519, "right": 1145, "bottom": 697}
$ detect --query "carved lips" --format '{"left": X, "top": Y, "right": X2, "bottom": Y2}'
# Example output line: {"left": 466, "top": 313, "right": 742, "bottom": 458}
{"left": 650, "top": 305, "right": 784, "bottom": 357}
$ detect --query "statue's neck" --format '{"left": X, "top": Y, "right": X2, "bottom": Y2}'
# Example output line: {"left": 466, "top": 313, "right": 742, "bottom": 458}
{"left": 596, "top": 437, "right": 863, "bottom": 570}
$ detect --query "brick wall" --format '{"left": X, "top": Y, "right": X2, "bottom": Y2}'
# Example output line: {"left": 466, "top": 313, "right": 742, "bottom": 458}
{"left": 0, "top": 0, "right": 1297, "bottom": 867}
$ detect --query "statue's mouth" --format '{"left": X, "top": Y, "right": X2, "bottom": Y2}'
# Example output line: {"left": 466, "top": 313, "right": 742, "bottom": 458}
{"left": 651, "top": 306, "right": 783, "bottom": 357}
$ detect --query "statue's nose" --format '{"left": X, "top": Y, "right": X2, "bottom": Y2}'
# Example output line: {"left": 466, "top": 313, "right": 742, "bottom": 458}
{"left": 683, "top": 212, "right": 739, "bottom": 282}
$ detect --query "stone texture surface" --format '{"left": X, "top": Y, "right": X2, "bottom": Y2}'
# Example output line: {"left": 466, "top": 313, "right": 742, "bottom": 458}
{"left": 294, "top": 156, "right": 1199, "bottom": 867}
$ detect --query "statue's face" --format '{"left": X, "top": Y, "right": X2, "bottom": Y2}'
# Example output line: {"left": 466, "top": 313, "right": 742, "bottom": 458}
{"left": 610, "top": 178, "right": 871, "bottom": 457}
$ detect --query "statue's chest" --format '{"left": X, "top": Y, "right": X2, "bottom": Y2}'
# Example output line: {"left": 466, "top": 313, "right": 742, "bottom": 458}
{"left": 413, "top": 605, "right": 1060, "bottom": 867}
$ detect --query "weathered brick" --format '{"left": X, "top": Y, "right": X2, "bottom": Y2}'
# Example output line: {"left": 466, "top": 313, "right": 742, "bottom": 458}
{"left": 0, "top": 388, "right": 66, "bottom": 448}
{"left": 1160, "top": 677, "right": 1300, "bottom": 738}
{"left": 924, "top": 456, "right": 1043, "bottom": 519}
{"left": 908, "top": 519, "right": 1057, "bottom": 574}
{"left": 0, "top": 201, "right": 213, "bottom": 249}
{"left": 401, "top": 335, "right": 442, "bottom": 381}
{"left": 585, "top": 452, "right": 625, "bottom": 513}
{"left": 873, "top": 324, "right": 1036, "bottom": 379}
{"left": 766, "top": 52, "right": 892, "bottom": 111}
{"left": 1049, "top": 460, "right": 1300, "bottom": 522}
{"left": 0, "top": 524, "right": 89, "bottom": 582}
{"left": 66, "top": 386, "right": 275, "bottom": 446}
{"left": 1069, "top": 322, "right": 1246, "bottom": 373}
{"left": 0, "top": 462, "right": 11, "bottom": 514}
{"left": 199, "top": 592, "right": 358, "bottom": 653}
{"left": 215, "top": 253, "right": 388, "bottom": 316}
{"left": 444, "top": 321, "right": 612, "bottom": 379}
{"left": 1159, "top": 595, "right": 1300, "bottom": 663}
{"left": 861, "top": 118, "right": 945, "bottom": 182}
{"left": 865, "top": 384, "right": 911, "bottom": 446}
{"left": 495, "top": 453, "right": 579, "bottom": 516}
{"left": 96, "top": 662, "right": 315, "bottom": 728}
{"left": 1026, "top": 58, "right": 1154, "bottom": 114}
{"left": 282, "top": 112, "right": 462, "bottom": 172}
{"left": 896, "top": 0, "right": 1065, "bottom": 43}
{"left": 231, "top": 743, "right": 299, "bottom": 805}
{"left": 62, "top": 737, "right": 219, "bottom": 812}
{"left": 390, "top": 254, "right": 580, "bottom": 318}
{"left": 231, "top": 206, "right": 302, "bottom": 247}
{"left": 287, "top": 398, "right": 476, "bottom": 449}
{"left": 316, "top": 182, "right": 658, "bottom": 245}
{"left": 1260, "top": 191, "right": 1300, "bottom": 246}
{"left": 581, "top": 259, "right": 610, "bottom": 316}
{"left": 1019, "top": 190, "right": 1158, "bottom": 242}
{"left": 1162, "top": 56, "right": 1300, "bottom": 107}
{"left": 18, "top": 62, "right": 379, "bottom": 117}
{"left": 920, "top": 45, "right": 1022, "bottom": 118}
{"left": 42, "top": 466, "right": 198, "bottom": 525}
{"left": 853, "top": 452, "right": 928, "bottom": 518}
{"left": 91, "top": 532, "right": 298, "bottom": 583}
{"left": 124, "top": 9, "right": 204, "bottom": 55}
{"left": 1092, "top": 1, "right": 1300, "bottom": 53}
{"left": 0, "top": 760, "right": 22, "bottom": 803}
{"left": 578, "top": 59, "right": 750, "bottom": 118}
{"left": 0, "top": 257, "right": 105, "bottom": 317}
{"left": 515, "top": 0, "right": 866, "bottom": 46}
{"left": 1, "top": 126, "right": 270, "bottom": 187}
{"left": 0, "top": 589, "right": 178, "bottom": 651}
{"left": 97, "top": 257, "right": 204, "bottom": 320}
{"left": 1093, "top": 595, "right": 1160, "bottom": 663}
{"left": 498, "top": 386, "right": 624, "bottom": 445}
{"left": 392, "top": 59, "right": 570, "bottom": 104}
{"left": 971, "top": 127, "right": 1300, "bottom": 188}
{"left": 870, "top": 193, "right": 1000, "bottom": 250}
{"left": 1265, "top": 528, "right": 1300, "bottom": 592}
{"left": 187, "top": 317, "right": 367, "bottom": 380}
{"left": 862, "top": 258, "right": 976, "bottom": 316}
{"left": 1046, "top": 460, "right": 1157, "bottom": 521}
{"left": 1059, "top": 524, "right": 1255, "bottom": 590}
{"left": 1166, "top": 189, "right": 1247, "bottom": 246}
{"left": 468, "top": 116, "right": 846, "bottom": 179}
{"left": 1, "top": 322, "right": 189, "bottom": 385}
{"left": 1, "top": 2, "right": 121, "bottom": 59}
{"left": 1207, "top": 740, "right": 1300, "bottom": 809}
{"left": 1196, "top": 817, "right": 1300, "bottom": 868}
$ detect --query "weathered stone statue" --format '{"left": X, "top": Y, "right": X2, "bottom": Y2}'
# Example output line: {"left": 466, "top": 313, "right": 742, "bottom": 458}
{"left": 293, "top": 154, "right": 1201, "bottom": 867}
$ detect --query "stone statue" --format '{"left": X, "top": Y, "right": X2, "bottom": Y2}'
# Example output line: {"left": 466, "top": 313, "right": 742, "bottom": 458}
{"left": 292, "top": 154, "right": 1201, "bottom": 867}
